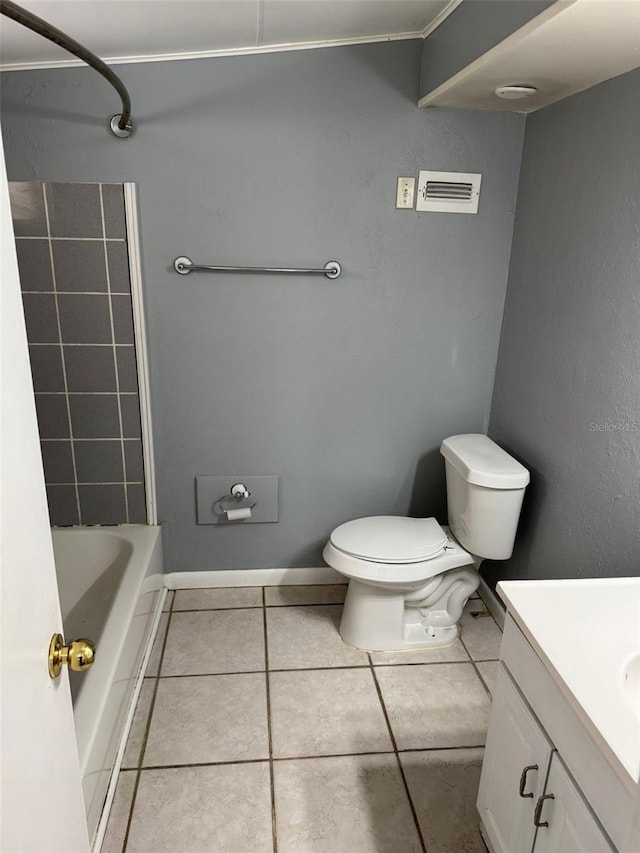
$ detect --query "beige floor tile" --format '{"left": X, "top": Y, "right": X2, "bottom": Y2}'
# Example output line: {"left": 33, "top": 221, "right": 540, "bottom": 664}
{"left": 400, "top": 748, "right": 486, "bottom": 853}
{"left": 370, "top": 638, "right": 469, "bottom": 666}
{"left": 476, "top": 661, "right": 498, "bottom": 696}
{"left": 375, "top": 664, "right": 491, "bottom": 750}
{"left": 460, "top": 600, "right": 503, "bottom": 661}
{"left": 122, "top": 680, "right": 155, "bottom": 769}
{"left": 161, "top": 608, "right": 264, "bottom": 675}
{"left": 127, "top": 763, "right": 273, "bottom": 853}
{"left": 270, "top": 668, "right": 392, "bottom": 758}
{"left": 274, "top": 753, "right": 422, "bottom": 853}
{"left": 145, "top": 613, "right": 169, "bottom": 677}
{"left": 173, "top": 586, "right": 263, "bottom": 610}
{"left": 162, "top": 590, "right": 174, "bottom": 612}
{"left": 101, "top": 770, "right": 136, "bottom": 853}
{"left": 265, "top": 584, "right": 347, "bottom": 607}
{"left": 143, "top": 673, "right": 269, "bottom": 766}
{"left": 266, "top": 605, "right": 368, "bottom": 669}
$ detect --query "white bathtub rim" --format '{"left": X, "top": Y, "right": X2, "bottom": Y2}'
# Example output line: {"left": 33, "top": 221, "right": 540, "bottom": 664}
{"left": 53, "top": 525, "right": 163, "bottom": 843}
{"left": 92, "top": 586, "right": 166, "bottom": 853}
{"left": 54, "top": 526, "right": 162, "bottom": 768}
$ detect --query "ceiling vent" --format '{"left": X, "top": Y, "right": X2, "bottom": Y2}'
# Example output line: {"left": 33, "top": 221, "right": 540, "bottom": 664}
{"left": 416, "top": 171, "right": 482, "bottom": 214}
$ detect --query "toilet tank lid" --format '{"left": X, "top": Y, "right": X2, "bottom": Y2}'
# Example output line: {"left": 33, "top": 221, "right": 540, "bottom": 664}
{"left": 440, "top": 434, "right": 530, "bottom": 489}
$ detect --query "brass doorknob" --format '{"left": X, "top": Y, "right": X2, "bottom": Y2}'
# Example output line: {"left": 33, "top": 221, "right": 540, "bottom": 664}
{"left": 48, "top": 633, "right": 96, "bottom": 679}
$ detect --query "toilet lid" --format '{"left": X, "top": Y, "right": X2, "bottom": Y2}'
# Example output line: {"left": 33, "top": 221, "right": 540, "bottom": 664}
{"left": 330, "top": 516, "right": 448, "bottom": 564}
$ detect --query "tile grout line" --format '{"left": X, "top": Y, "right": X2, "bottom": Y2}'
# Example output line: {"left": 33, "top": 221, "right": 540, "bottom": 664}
{"left": 368, "top": 656, "right": 428, "bottom": 853}
{"left": 24, "top": 291, "right": 132, "bottom": 296}
{"left": 16, "top": 235, "right": 127, "bottom": 242}
{"left": 172, "top": 605, "right": 264, "bottom": 613}
{"left": 146, "top": 660, "right": 496, "bottom": 677}
{"left": 99, "top": 183, "right": 129, "bottom": 523}
{"left": 121, "top": 594, "right": 175, "bottom": 852}
{"left": 46, "top": 481, "right": 145, "bottom": 487}
{"left": 262, "top": 587, "right": 278, "bottom": 853}
{"left": 254, "top": 0, "right": 262, "bottom": 47}
{"left": 41, "top": 183, "right": 82, "bottom": 523}
{"left": 31, "top": 336, "right": 135, "bottom": 342}
{"left": 41, "top": 437, "right": 141, "bottom": 442}
{"left": 151, "top": 667, "right": 361, "bottom": 679}
{"left": 459, "top": 634, "right": 495, "bottom": 700}
{"left": 134, "top": 744, "right": 487, "bottom": 772}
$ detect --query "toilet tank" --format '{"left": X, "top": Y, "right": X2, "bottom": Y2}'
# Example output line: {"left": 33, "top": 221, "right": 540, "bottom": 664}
{"left": 440, "top": 434, "right": 530, "bottom": 560}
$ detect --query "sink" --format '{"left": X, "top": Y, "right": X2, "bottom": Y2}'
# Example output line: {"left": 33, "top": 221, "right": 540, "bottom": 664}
{"left": 497, "top": 576, "right": 640, "bottom": 782}
{"left": 622, "top": 651, "right": 640, "bottom": 718}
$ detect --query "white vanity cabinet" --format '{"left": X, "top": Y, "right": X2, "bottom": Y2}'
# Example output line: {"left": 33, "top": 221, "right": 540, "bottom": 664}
{"left": 533, "top": 754, "right": 615, "bottom": 853}
{"left": 478, "top": 664, "right": 552, "bottom": 852}
{"left": 477, "top": 613, "right": 628, "bottom": 853}
{"left": 478, "top": 662, "right": 614, "bottom": 852}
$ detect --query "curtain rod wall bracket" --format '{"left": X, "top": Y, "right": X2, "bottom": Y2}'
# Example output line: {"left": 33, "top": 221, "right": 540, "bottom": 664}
{"left": 1, "top": 0, "right": 134, "bottom": 139}
{"left": 110, "top": 114, "right": 133, "bottom": 139}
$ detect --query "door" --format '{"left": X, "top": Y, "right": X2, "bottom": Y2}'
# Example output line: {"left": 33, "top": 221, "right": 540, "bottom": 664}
{"left": 478, "top": 663, "right": 553, "bottom": 853}
{"left": 0, "top": 144, "right": 89, "bottom": 851}
{"left": 533, "top": 754, "right": 614, "bottom": 853}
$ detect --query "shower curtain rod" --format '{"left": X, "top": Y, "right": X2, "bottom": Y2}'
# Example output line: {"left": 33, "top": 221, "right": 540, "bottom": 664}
{"left": 0, "top": 0, "right": 133, "bottom": 138}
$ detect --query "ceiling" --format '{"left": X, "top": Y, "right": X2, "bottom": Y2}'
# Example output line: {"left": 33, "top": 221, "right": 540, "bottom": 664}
{"left": 0, "top": 0, "right": 460, "bottom": 70}
{"left": 419, "top": 0, "right": 640, "bottom": 113}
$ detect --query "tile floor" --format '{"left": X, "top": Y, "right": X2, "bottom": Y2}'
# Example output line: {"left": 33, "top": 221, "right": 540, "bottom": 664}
{"left": 102, "top": 586, "right": 501, "bottom": 853}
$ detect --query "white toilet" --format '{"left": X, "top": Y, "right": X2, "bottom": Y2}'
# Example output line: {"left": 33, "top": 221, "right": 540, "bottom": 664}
{"left": 323, "top": 434, "right": 530, "bottom": 651}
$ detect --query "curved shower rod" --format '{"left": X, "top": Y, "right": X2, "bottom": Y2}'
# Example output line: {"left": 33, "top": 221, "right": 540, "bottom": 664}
{"left": 0, "top": 0, "right": 133, "bottom": 138}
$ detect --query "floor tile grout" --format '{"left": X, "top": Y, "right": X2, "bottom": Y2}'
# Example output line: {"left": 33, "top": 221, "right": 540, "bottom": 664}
{"left": 461, "top": 636, "right": 496, "bottom": 700}
{"left": 121, "top": 592, "right": 175, "bottom": 852}
{"left": 145, "top": 658, "right": 499, "bottom": 680}
{"left": 132, "top": 742, "right": 489, "bottom": 773}
{"left": 368, "top": 657, "right": 428, "bottom": 853}
{"left": 169, "top": 601, "right": 349, "bottom": 613}
{"left": 398, "top": 744, "right": 487, "bottom": 754}
{"left": 110, "top": 587, "right": 496, "bottom": 851}
{"left": 172, "top": 605, "right": 263, "bottom": 612}
{"left": 262, "top": 587, "right": 278, "bottom": 853}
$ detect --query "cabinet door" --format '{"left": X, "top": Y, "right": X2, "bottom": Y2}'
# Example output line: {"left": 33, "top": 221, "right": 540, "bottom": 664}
{"left": 532, "top": 754, "right": 614, "bottom": 853}
{"left": 478, "top": 663, "right": 553, "bottom": 853}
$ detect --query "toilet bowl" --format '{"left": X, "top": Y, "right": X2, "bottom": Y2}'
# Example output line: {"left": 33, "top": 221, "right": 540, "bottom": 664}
{"left": 323, "top": 434, "right": 530, "bottom": 652}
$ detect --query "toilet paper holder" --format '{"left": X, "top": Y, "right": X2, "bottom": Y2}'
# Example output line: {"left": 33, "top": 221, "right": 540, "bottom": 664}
{"left": 216, "top": 483, "right": 257, "bottom": 519}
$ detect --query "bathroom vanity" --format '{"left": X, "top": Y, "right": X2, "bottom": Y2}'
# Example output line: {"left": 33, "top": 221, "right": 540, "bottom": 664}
{"left": 477, "top": 578, "right": 640, "bottom": 853}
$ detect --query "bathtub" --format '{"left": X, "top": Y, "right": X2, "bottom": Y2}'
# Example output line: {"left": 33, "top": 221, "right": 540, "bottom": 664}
{"left": 52, "top": 525, "right": 164, "bottom": 843}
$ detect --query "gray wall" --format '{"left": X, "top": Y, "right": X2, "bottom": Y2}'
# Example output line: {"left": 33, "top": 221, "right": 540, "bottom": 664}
{"left": 420, "top": 0, "right": 552, "bottom": 98}
{"left": 1, "top": 41, "right": 524, "bottom": 570}
{"left": 486, "top": 68, "right": 640, "bottom": 586}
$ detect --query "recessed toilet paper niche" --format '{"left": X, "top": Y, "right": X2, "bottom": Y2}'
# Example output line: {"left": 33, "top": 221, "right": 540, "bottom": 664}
{"left": 196, "top": 475, "right": 279, "bottom": 524}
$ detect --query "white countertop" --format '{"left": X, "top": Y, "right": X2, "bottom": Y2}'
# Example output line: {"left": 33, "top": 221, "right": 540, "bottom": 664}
{"left": 497, "top": 577, "right": 640, "bottom": 784}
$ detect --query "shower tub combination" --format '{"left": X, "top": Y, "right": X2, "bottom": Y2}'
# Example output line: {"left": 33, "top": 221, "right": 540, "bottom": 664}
{"left": 53, "top": 525, "right": 164, "bottom": 843}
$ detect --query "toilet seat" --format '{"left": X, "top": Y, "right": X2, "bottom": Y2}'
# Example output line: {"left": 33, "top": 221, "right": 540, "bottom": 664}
{"left": 324, "top": 519, "right": 475, "bottom": 588}
{"left": 330, "top": 516, "right": 448, "bottom": 564}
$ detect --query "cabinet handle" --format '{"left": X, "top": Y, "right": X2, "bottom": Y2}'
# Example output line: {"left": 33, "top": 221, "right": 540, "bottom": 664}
{"left": 534, "top": 793, "right": 555, "bottom": 827}
{"left": 518, "top": 764, "right": 538, "bottom": 798}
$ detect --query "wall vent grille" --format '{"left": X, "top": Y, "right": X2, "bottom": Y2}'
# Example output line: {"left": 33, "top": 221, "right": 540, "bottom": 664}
{"left": 416, "top": 170, "right": 482, "bottom": 214}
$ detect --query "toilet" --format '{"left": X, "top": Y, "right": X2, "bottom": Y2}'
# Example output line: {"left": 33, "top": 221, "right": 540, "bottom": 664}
{"left": 323, "top": 434, "right": 530, "bottom": 651}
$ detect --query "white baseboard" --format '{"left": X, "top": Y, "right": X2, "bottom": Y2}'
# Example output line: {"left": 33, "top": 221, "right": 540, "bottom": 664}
{"left": 164, "top": 566, "right": 344, "bottom": 590}
{"left": 478, "top": 577, "right": 506, "bottom": 630}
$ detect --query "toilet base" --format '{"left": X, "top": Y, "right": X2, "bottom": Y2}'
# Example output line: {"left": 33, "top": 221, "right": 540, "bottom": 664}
{"left": 339, "top": 568, "right": 479, "bottom": 652}
{"left": 402, "top": 609, "right": 459, "bottom": 648}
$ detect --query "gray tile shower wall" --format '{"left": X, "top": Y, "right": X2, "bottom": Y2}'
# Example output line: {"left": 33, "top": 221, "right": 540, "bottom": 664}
{"left": 9, "top": 181, "right": 146, "bottom": 526}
